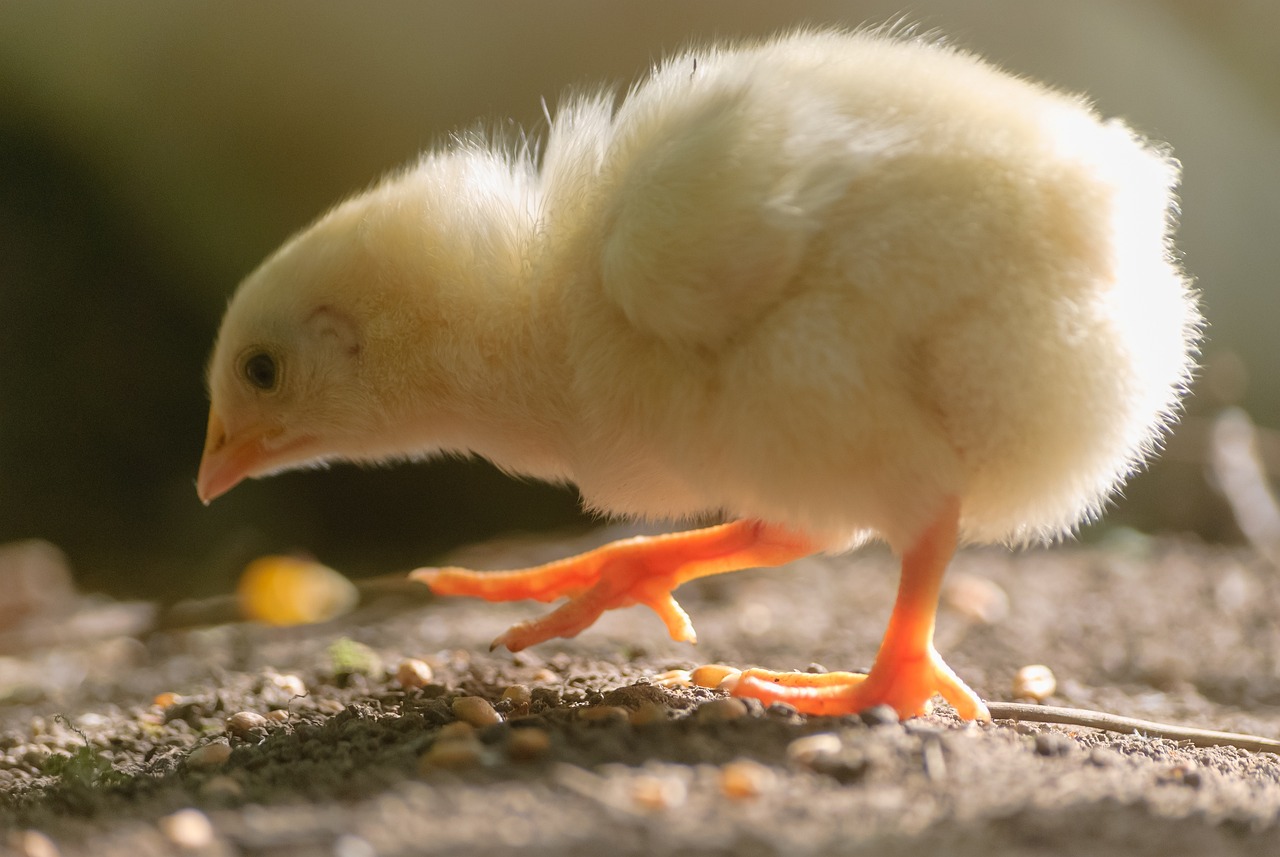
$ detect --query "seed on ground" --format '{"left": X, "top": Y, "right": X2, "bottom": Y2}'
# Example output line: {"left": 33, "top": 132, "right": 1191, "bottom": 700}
{"left": 786, "top": 733, "right": 842, "bottom": 767}
{"left": 159, "top": 808, "right": 214, "bottom": 849}
{"left": 720, "top": 759, "right": 773, "bottom": 799}
{"left": 187, "top": 741, "right": 232, "bottom": 769}
{"left": 452, "top": 696, "right": 502, "bottom": 727}
{"left": 691, "top": 664, "right": 741, "bottom": 689}
{"left": 506, "top": 727, "right": 551, "bottom": 760}
{"left": 629, "top": 702, "right": 669, "bottom": 727}
{"left": 419, "top": 737, "right": 483, "bottom": 771}
{"left": 396, "top": 659, "right": 434, "bottom": 689}
{"left": 696, "top": 697, "right": 749, "bottom": 722}
{"left": 630, "top": 773, "right": 687, "bottom": 811}
{"left": 577, "top": 705, "right": 630, "bottom": 724}
{"left": 226, "top": 711, "right": 268, "bottom": 739}
{"left": 501, "top": 684, "right": 532, "bottom": 706}
{"left": 1013, "top": 664, "right": 1057, "bottom": 702}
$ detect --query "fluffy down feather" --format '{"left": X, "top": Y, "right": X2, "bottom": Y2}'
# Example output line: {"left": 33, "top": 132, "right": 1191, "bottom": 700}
{"left": 200, "top": 29, "right": 1198, "bottom": 560}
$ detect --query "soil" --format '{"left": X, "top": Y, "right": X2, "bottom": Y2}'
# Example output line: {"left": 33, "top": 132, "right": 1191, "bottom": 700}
{"left": 3, "top": 529, "right": 1280, "bottom": 856}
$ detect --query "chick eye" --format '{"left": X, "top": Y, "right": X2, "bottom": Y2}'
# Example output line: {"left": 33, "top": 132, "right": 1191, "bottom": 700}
{"left": 242, "top": 351, "right": 279, "bottom": 391}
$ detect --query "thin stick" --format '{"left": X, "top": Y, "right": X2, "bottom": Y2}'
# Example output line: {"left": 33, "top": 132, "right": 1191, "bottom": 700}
{"left": 986, "top": 701, "right": 1280, "bottom": 754}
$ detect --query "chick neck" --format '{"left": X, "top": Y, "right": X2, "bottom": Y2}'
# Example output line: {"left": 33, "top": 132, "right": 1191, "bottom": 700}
{"left": 353, "top": 188, "right": 574, "bottom": 483}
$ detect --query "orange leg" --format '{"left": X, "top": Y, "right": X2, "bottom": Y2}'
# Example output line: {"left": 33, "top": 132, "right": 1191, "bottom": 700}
{"left": 729, "top": 497, "right": 990, "bottom": 721}
{"left": 410, "top": 521, "right": 814, "bottom": 652}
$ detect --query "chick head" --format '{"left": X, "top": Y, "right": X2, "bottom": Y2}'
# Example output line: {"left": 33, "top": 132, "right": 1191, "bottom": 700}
{"left": 197, "top": 201, "right": 393, "bottom": 504}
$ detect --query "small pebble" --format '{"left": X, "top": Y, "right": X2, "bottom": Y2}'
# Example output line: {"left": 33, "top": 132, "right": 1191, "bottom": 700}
{"left": 529, "top": 668, "right": 559, "bottom": 684}
{"left": 452, "top": 696, "right": 502, "bottom": 727}
{"left": 198, "top": 774, "right": 245, "bottom": 801}
{"left": 859, "top": 705, "right": 900, "bottom": 728}
{"left": 629, "top": 702, "right": 670, "bottom": 727}
{"left": 506, "top": 727, "right": 551, "bottom": 761}
{"left": 577, "top": 705, "right": 630, "bottom": 724}
{"left": 690, "top": 664, "right": 741, "bottom": 689}
{"left": 159, "top": 808, "right": 214, "bottom": 849}
{"left": 265, "top": 710, "right": 290, "bottom": 723}
{"left": 187, "top": 741, "right": 232, "bottom": 769}
{"left": 1088, "top": 746, "right": 1121, "bottom": 767}
{"left": 266, "top": 672, "right": 308, "bottom": 698}
{"left": 419, "top": 737, "right": 483, "bottom": 771}
{"left": 396, "top": 658, "right": 435, "bottom": 690}
{"left": 786, "top": 733, "right": 842, "bottom": 767}
{"left": 1013, "top": 665, "right": 1057, "bottom": 702}
{"left": 226, "top": 711, "right": 268, "bottom": 740}
{"left": 696, "top": 697, "right": 749, "bottom": 722}
{"left": 501, "top": 685, "right": 532, "bottom": 706}
{"left": 719, "top": 759, "right": 773, "bottom": 799}
{"left": 437, "top": 721, "right": 475, "bottom": 741}
{"left": 1033, "top": 732, "right": 1076, "bottom": 757}
{"left": 630, "top": 773, "right": 687, "bottom": 811}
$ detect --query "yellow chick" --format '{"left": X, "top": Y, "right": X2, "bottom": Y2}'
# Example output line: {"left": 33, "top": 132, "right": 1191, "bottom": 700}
{"left": 198, "top": 29, "right": 1200, "bottom": 721}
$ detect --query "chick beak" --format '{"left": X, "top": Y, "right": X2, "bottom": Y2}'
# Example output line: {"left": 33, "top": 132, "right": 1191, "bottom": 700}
{"left": 196, "top": 410, "right": 258, "bottom": 505}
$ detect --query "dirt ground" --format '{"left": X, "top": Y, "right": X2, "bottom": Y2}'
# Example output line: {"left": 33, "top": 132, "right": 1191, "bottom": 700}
{"left": 3, "top": 529, "right": 1280, "bottom": 856}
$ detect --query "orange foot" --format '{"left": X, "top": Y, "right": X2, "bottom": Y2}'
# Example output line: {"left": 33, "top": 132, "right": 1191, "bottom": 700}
{"left": 410, "top": 521, "right": 813, "bottom": 652}
{"left": 729, "top": 496, "right": 990, "bottom": 722}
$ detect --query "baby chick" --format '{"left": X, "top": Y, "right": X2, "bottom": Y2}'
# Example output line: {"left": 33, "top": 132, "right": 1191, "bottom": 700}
{"left": 198, "top": 29, "right": 1200, "bottom": 720}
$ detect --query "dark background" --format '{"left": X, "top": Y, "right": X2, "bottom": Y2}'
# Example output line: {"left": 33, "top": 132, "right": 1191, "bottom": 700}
{"left": 1, "top": 0, "right": 1276, "bottom": 601}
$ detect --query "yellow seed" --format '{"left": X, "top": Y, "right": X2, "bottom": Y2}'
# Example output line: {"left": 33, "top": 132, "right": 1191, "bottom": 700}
{"left": 152, "top": 692, "right": 181, "bottom": 709}
{"left": 452, "top": 696, "right": 502, "bottom": 727}
{"left": 236, "top": 555, "right": 358, "bottom": 626}
{"left": 720, "top": 760, "right": 773, "bottom": 799}
{"left": 507, "top": 728, "right": 551, "bottom": 760}
{"left": 1013, "top": 664, "right": 1057, "bottom": 702}
{"left": 629, "top": 702, "right": 669, "bottom": 727}
{"left": 187, "top": 741, "right": 232, "bottom": 769}
{"left": 438, "top": 721, "right": 475, "bottom": 741}
{"left": 786, "top": 733, "right": 842, "bottom": 767}
{"left": 419, "top": 738, "right": 483, "bottom": 771}
{"left": 630, "top": 774, "right": 687, "bottom": 811}
{"left": 396, "top": 658, "right": 435, "bottom": 689}
{"left": 577, "top": 705, "right": 630, "bottom": 723}
{"left": 159, "top": 808, "right": 214, "bottom": 849}
{"left": 690, "top": 664, "right": 742, "bottom": 689}
{"left": 225, "top": 711, "right": 267, "bottom": 739}
{"left": 501, "top": 684, "right": 532, "bottom": 706}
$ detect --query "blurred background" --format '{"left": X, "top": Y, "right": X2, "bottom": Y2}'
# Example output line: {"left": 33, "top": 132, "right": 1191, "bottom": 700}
{"left": 0, "top": 0, "right": 1276, "bottom": 602}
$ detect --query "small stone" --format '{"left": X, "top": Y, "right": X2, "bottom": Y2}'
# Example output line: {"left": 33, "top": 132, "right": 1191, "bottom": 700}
{"left": 696, "top": 697, "right": 749, "bottom": 722}
{"left": 786, "top": 733, "right": 842, "bottom": 767}
{"left": 226, "top": 711, "right": 268, "bottom": 740}
{"left": 629, "top": 773, "right": 687, "bottom": 811}
{"left": 719, "top": 759, "right": 773, "bottom": 799}
{"left": 437, "top": 721, "right": 475, "bottom": 741}
{"left": 265, "top": 710, "right": 290, "bottom": 723}
{"left": 501, "top": 685, "right": 532, "bottom": 706}
{"left": 506, "top": 727, "right": 551, "bottom": 761}
{"left": 1013, "top": 665, "right": 1057, "bottom": 702}
{"left": 859, "top": 705, "right": 900, "bottom": 727}
{"left": 1088, "top": 746, "right": 1121, "bottom": 767}
{"left": 198, "top": 774, "right": 244, "bottom": 801}
{"left": 187, "top": 741, "right": 232, "bottom": 769}
{"left": 14, "top": 830, "right": 60, "bottom": 857}
{"left": 159, "top": 808, "right": 214, "bottom": 849}
{"left": 419, "top": 737, "right": 483, "bottom": 771}
{"left": 152, "top": 692, "right": 181, "bottom": 709}
{"left": 530, "top": 668, "right": 559, "bottom": 684}
{"left": 577, "top": 705, "right": 630, "bottom": 724}
{"left": 396, "top": 659, "right": 435, "bottom": 690}
{"left": 1033, "top": 732, "right": 1076, "bottom": 757}
{"left": 452, "top": 696, "right": 502, "bottom": 727}
{"left": 629, "top": 702, "right": 670, "bottom": 727}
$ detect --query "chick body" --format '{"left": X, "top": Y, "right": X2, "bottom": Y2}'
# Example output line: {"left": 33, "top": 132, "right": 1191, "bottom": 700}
{"left": 203, "top": 29, "right": 1197, "bottom": 576}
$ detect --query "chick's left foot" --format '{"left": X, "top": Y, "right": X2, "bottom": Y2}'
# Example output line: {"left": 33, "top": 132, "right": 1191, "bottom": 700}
{"left": 411, "top": 521, "right": 813, "bottom": 651}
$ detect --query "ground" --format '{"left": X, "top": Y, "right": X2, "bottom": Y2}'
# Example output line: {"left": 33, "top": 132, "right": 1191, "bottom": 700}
{"left": 3, "top": 529, "right": 1280, "bottom": 856}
